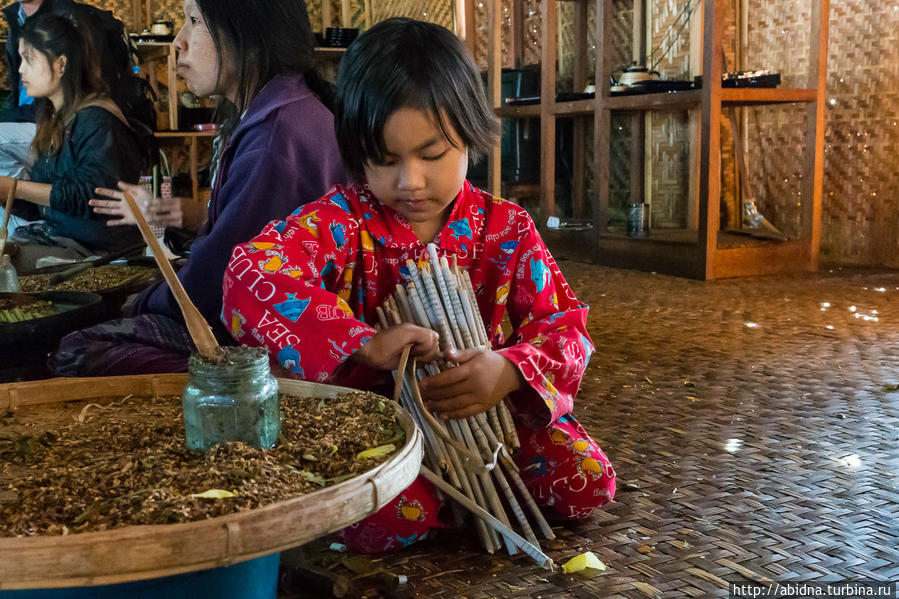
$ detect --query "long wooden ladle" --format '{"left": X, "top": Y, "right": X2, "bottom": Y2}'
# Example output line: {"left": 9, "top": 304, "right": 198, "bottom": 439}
{"left": 0, "top": 179, "right": 18, "bottom": 258}
{"left": 123, "top": 192, "right": 222, "bottom": 362}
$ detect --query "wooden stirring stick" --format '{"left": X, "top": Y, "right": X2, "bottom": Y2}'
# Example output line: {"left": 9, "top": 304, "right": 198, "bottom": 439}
{"left": 123, "top": 192, "right": 223, "bottom": 362}
{"left": 0, "top": 178, "right": 18, "bottom": 257}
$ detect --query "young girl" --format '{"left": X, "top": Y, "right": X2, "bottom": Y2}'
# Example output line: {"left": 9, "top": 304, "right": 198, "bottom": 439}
{"left": 222, "top": 17, "right": 615, "bottom": 553}
{"left": 0, "top": 13, "right": 145, "bottom": 262}
{"left": 51, "top": 0, "right": 345, "bottom": 377}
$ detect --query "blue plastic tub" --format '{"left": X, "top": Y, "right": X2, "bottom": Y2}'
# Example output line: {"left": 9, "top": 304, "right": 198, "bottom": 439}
{"left": 0, "top": 553, "right": 279, "bottom": 599}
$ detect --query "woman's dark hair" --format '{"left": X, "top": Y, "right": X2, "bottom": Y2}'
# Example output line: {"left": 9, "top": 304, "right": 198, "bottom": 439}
{"left": 335, "top": 17, "right": 498, "bottom": 182}
{"left": 196, "top": 0, "right": 335, "bottom": 132}
{"left": 22, "top": 14, "right": 107, "bottom": 155}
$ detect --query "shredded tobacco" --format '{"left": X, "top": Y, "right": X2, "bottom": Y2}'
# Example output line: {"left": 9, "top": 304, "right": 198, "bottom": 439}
{"left": 18, "top": 265, "right": 156, "bottom": 293}
{"left": 0, "top": 391, "right": 402, "bottom": 537}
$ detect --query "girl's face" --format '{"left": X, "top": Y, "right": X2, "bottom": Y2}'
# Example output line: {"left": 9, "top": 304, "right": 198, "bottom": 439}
{"left": 174, "top": 0, "right": 229, "bottom": 99}
{"left": 18, "top": 40, "right": 63, "bottom": 102}
{"left": 363, "top": 107, "right": 468, "bottom": 243}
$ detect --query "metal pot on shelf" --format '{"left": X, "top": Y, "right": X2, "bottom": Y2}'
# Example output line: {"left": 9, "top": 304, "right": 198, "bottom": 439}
{"left": 618, "top": 64, "right": 661, "bottom": 86}
{"left": 150, "top": 20, "right": 174, "bottom": 36}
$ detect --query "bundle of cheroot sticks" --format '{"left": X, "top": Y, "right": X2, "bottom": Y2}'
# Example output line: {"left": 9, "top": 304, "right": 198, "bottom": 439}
{"left": 376, "top": 243, "right": 555, "bottom": 570}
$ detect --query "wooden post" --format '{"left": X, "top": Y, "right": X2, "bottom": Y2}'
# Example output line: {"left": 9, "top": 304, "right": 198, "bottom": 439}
{"left": 132, "top": 0, "right": 144, "bottom": 33}
{"left": 487, "top": 0, "right": 503, "bottom": 196}
{"left": 540, "top": 0, "right": 557, "bottom": 223}
{"left": 594, "top": 0, "right": 612, "bottom": 255}
{"left": 341, "top": 0, "right": 352, "bottom": 28}
{"left": 686, "top": 0, "right": 703, "bottom": 231}
{"left": 803, "top": 0, "right": 828, "bottom": 270}
{"left": 697, "top": 0, "right": 724, "bottom": 279}
{"left": 322, "top": 0, "right": 332, "bottom": 31}
{"left": 166, "top": 43, "right": 178, "bottom": 130}
{"left": 630, "top": 0, "right": 647, "bottom": 218}
{"left": 571, "top": 0, "right": 588, "bottom": 219}
{"left": 632, "top": 0, "right": 644, "bottom": 66}
{"left": 511, "top": 0, "right": 524, "bottom": 68}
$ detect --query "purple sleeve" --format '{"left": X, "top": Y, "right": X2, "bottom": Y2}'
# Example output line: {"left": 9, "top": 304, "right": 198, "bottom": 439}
{"left": 130, "top": 144, "right": 344, "bottom": 327}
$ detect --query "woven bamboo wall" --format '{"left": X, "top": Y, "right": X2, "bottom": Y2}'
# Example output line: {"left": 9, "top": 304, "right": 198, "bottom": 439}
{"left": 748, "top": 0, "right": 899, "bottom": 266}
{"left": 475, "top": 0, "right": 899, "bottom": 266}
{"left": 2, "top": 1, "right": 895, "bottom": 265}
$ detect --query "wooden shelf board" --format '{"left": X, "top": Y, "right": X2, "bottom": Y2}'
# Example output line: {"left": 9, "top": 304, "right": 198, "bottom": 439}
{"left": 712, "top": 240, "right": 813, "bottom": 279}
{"left": 495, "top": 104, "right": 541, "bottom": 118}
{"left": 721, "top": 87, "right": 817, "bottom": 105}
{"left": 596, "top": 235, "right": 706, "bottom": 279}
{"left": 313, "top": 47, "right": 348, "bottom": 57}
{"left": 601, "top": 228, "right": 700, "bottom": 245}
{"left": 603, "top": 89, "right": 702, "bottom": 111}
{"left": 552, "top": 98, "right": 596, "bottom": 116}
{"left": 599, "top": 87, "right": 818, "bottom": 112}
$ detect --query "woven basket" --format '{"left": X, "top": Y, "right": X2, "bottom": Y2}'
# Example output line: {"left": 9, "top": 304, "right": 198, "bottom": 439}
{"left": 0, "top": 374, "right": 423, "bottom": 590}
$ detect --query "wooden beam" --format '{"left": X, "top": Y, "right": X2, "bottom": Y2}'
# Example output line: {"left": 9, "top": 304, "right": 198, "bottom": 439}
{"left": 630, "top": 113, "right": 645, "bottom": 207}
{"left": 687, "top": 0, "right": 703, "bottom": 231}
{"left": 322, "top": 0, "right": 332, "bottom": 31}
{"left": 594, "top": 0, "right": 612, "bottom": 253}
{"left": 486, "top": 0, "right": 503, "bottom": 196}
{"left": 633, "top": 0, "right": 644, "bottom": 65}
{"left": 802, "top": 0, "right": 828, "bottom": 270}
{"left": 132, "top": 0, "right": 144, "bottom": 33}
{"left": 511, "top": 0, "right": 524, "bottom": 67}
{"left": 571, "top": 0, "right": 589, "bottom": 218}
{"left": 697, "top": 0, "right": 724, "bottom": 279}
{"left": 540, "top": 0, "right": 557, "bottom": 222}
{"left": 341, "top": 0, "right": 352, "bottom": 28}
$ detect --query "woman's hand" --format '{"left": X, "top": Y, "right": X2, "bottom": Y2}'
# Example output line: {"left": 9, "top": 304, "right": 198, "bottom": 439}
{"left": 352, "top": 322, "right": 441, "bottom": 371}
{"left": 90, "top": 181, "right": 183, "bottom": 227}
{"left": 0, "top": 176, "right": 14, "bottom": 199}
{"left": 420, "top": 348, "right": 524, "bottom": 419}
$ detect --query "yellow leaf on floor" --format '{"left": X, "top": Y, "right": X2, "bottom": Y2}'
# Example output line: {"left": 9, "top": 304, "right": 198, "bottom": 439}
{"left": 561, "top": 551, "right": 607, "bottom": 574}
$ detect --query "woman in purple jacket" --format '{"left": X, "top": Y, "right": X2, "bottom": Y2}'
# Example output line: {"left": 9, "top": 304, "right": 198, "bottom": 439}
{"left": 51, "top": 0, "right": 345, "bottom": 376}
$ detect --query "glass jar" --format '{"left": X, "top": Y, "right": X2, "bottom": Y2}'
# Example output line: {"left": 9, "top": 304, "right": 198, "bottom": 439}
{"left": 182, "top": 347, "right": 280, "bottom": 451}
{"left": 0, "top": 254, "right": 19, "bottom": 292}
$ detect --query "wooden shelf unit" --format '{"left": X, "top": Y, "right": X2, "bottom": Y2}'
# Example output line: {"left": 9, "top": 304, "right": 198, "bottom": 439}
{"left": 485, "top": 0, "right": 830, "bottom": 280}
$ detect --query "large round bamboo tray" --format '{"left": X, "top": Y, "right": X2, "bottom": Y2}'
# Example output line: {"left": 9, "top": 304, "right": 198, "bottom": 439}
{"left": 0, "top": 374, "right": 423, "bottom": 590}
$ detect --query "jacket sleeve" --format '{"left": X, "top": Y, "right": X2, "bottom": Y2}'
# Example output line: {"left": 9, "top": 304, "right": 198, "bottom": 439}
{"left": 47, "top": 111, "right": 128, "bottom": 218}
{"left": 130, "top": 145, "right": 330, "bottom": 327}
{"left": 221, "top": 193, "right": 378, "bottom": 383}
{"left": 494, "top": 212, "right": 595, "bottom": 425}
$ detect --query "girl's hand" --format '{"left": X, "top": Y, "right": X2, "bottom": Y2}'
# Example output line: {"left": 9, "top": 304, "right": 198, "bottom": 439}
{"left": 420, "top": 348, "right": 523, "bottom": 419}
{"left": 353, "top": 323, "right": 440, "bottom": 371}
{"left": 90, "top": 182, "right": 184, "bottom": 227}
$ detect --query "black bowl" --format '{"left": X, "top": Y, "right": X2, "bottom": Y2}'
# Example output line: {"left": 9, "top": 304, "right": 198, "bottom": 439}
{"left": 325, "top": 27, "right": 358, "bottom": 47}
{"left": 18, "top": 260, "right": 160, "bottom": 318}
{"left": 0, "top": 291, "right": 105, "bottom": 362}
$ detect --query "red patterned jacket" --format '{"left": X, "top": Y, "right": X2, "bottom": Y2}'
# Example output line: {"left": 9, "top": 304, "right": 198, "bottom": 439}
{"left": 221, "top": 181, "right": 594, "bottom": 426}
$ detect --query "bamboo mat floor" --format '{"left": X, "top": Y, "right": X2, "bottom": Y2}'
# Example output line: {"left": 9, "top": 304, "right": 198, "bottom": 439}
{"left": 282, "top": 263, "right": 899, "bottom": 598}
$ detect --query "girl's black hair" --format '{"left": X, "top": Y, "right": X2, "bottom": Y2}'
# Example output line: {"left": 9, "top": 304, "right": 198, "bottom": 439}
{"left": 22, "top": 13, "right": 107, "bottom": 155}
{"left": 196, "top": 0, "right": 335, "bottom": 134}
{"left": 335, "top": 17, "right": 498, "bottom": 182}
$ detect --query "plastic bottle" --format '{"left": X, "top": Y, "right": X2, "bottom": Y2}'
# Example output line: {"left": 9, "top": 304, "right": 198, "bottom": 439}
{"left": 0, "top": 254, "right": 19, "bottom": 292}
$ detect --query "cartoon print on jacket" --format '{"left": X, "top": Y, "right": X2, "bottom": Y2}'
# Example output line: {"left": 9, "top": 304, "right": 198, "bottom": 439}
{"left": 222, "top": 181, "right": 595, "bottom": 426}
